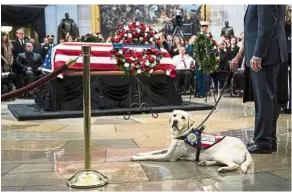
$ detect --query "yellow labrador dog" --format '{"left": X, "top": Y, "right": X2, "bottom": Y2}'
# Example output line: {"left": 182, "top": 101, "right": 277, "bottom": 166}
{"left": 131, "top": 110, "right": 253, "bottom": 173}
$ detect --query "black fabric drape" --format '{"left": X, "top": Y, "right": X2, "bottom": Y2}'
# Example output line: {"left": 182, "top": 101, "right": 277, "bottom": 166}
{"left": 1, "top": 5, "right": 46, "bottom": 41}
{"left": 36, "top": 75, "right": 183, "bottom": 111}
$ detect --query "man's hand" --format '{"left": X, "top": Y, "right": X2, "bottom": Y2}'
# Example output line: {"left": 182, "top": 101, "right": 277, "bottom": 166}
{"left": 250, "top": 56, "right": 262, "bottom": 72}
{"left": 230, "top": 57, "right": 239, "bottom": 72}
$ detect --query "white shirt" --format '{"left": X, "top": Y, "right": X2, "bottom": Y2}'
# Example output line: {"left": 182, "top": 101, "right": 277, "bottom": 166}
{"left": 172, "top": 54, "right": 195, "bottom": 70}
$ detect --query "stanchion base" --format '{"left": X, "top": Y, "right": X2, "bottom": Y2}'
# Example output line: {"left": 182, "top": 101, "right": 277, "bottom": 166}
{"left": 67, "top": 170, "right": 108, "bottom": 189}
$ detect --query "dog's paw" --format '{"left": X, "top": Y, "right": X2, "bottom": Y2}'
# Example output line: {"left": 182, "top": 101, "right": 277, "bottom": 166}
{"left": 198, "top": 160, "right": 206, "bottom": 166}
{"left": 217, "top": 167, "right": 227, "bottom": 173}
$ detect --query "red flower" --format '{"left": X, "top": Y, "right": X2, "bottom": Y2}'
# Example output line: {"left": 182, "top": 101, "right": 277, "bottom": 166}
{"left": 140, "top": 25, "right": 146, "bottom": 31}
{"left": 129, "top": 68, "right": 135, "bottom": 74}
{"left": 129, "top": 24, "right": 136, "bottom": 31}
{"left": 117, "top": 58, "right": 122, "bottom": 63}
{"left": 127, "top": 38, "right": 132, "bottom": 43}
{"left": 145, "top": 67, "right": 150, "bottom": 72}
{"left": 150, "top": 56, "right": 156, "bottom": 62}
{"left": 123, "top": 40, "right": 127, "bottom": 44}
{"left": 140, "top": 64, "right": 145, "bottom": 71}
{"left": 212, "top": 40, "right": 217, "bottom": 46}
{"left": 143, "top": 37, "right": 148, "bottom": 41}
{"left": 150, "top": 48, "right": 156, "bottom": 53}
{"left": 122, "top": 47, "right": 128, "bottom": 52}
{"left": 110, "top": 49, "right": 115, "bottom": 54}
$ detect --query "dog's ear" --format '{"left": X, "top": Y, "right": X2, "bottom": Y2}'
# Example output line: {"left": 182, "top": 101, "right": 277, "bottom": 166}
{"left": 188, "top": 116, "right": 195, "bottom": 128}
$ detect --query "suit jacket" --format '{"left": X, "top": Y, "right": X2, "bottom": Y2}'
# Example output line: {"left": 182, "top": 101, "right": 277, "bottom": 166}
{"left": 16, "top": 52, "right": 43, "bottom": 71}
{"left": 11, "top": 39, "right": 25, "bottom": 61}
{"left": 42, "top": 44, "right": 56, "bottom": 58}
{"left": 244, "top": 5, "right": 288, "bottom": 66}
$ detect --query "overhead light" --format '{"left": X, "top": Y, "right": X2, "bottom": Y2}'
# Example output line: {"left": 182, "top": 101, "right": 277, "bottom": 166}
{"left": 1, "top": 26, "right": 13, "bottom": 32}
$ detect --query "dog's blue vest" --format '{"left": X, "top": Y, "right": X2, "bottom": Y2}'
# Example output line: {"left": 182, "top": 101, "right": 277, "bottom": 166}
{"left": 180, "top": 128, "right": 225, "bottom": 149}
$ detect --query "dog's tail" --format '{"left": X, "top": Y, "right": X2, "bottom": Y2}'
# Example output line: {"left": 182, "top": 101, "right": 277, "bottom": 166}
{"left": 240, "top": 151, "right": 252, "bottom": 174}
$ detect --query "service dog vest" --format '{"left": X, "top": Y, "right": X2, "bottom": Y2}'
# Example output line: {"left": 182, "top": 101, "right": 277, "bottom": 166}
{"left": 181, "top": 128, "right": 225, "bottom": 149}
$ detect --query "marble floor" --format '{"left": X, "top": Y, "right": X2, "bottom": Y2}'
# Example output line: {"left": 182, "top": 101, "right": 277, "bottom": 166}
{"left": 1, "top": 96, "right": 291, "bottom": 191}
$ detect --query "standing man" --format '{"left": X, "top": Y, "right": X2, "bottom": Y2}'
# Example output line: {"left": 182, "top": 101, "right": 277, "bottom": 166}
{"left": 195, "top": 21, "right": 211, "bottom": 98}
{"left": 244, "top": 5, "right": 288, "bottom": 153}
{"left": 42, "top": 35, "right": 57, "bottom": 58}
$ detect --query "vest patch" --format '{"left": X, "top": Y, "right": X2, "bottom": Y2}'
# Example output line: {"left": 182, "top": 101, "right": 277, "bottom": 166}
{"left": 182, "top": 128, "right": 225, "bottom": 149}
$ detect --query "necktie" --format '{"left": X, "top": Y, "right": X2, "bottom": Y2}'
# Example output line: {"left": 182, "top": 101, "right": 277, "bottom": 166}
{"left": 182, "top": 56, "right": 187, "bottom": 68}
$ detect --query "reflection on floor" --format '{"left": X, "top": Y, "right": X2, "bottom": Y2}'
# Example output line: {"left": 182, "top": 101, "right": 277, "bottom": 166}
{"left": 1, "top": 97, "right": 291, "bottom": 191}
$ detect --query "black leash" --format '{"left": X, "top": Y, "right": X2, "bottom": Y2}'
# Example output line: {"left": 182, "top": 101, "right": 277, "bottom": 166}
{"left": 195, "top": 71, "right": 233, "bottom": 161}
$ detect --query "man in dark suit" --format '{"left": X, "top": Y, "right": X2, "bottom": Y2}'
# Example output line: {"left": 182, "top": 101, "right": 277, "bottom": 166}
{"left": 244, "top": 5, "right": 288, "bottom": 153}
{"left": 16, "top": 42, "right": 44, "bottom": 86}
{"left": 11, "top": 28, "right": 25, "bottom": 62}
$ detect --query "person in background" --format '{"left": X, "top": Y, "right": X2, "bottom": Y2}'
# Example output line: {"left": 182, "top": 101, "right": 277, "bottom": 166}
{"left": 29, "top": 38, "right": 43, "bottom": 56}
{"left": 211, "top": 42, "right": 230, "bottom": 92}
{"left": 59, "top": 39, "right": 65, "bottom": 44}
{"left": 186, "top": 35, "right": 197, "bottom": 55}
{"left": 170, "top": 36, "right": 184, "bottom": 57}
{"left": 16, "top": 42, "right": 44, "bottom": 94}
{"left": 172, "top": 46, "right": 194, "bottom": 93}
{"left": 159, "top": 32, "right": 169, "bottom": 51}
{"left": 41, "top": 37, "right": 49, "bottom": 46}
{"left": 195, "top": 21, "right": 211, "bottom": 97}
{"left": 42, "top": 35, "right": 57, "bottom": 57}
{"left": 226, "top": 36, "right": 240, "bottom": 88}
{"left": 96, "top": 33, "right": 104, "bottom": 42}
{"left": 224, "top": 38, "right": 231, "bottom": 49}
{"left": 11, "top": 28, "right": 25, "bottom": 62}
{"left": 66, "top": 35, "right": 74, "bottom": 42}
{"left": 166, "top": 34, "right": 173, "bottom": 53}
{"left": 1, "top": 32, "right": 16, "bottom": 91}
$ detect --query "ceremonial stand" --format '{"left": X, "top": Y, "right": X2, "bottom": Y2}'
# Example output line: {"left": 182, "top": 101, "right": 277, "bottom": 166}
{"left": 124, "top": 76, "right": 159, "bottom": 120}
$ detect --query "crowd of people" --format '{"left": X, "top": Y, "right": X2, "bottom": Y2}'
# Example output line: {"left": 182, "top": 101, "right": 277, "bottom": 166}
{"left": 159, "top": 22, "right": 245, "bottom": 98}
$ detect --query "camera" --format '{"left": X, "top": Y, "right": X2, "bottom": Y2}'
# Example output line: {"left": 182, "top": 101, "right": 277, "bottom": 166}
{"left": 173, "top": 9, "right": 183, "bottom": 27}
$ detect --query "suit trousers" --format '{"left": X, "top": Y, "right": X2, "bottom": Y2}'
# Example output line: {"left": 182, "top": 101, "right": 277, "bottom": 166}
{"left": 250, "top": 63, "right": 281, "bottom": 145}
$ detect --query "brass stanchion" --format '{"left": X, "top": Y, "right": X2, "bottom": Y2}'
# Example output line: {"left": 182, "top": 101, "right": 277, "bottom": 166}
{"left": 67, "top": 45, "right": 108, "bottom": 189}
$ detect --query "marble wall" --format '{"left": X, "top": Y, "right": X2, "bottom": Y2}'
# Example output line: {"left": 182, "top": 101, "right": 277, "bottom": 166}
{"left": 209, "top": 5, "right": 248, "bottom": 42}
{"left": 44, "top": 5, "right": 91, "bottom": 43}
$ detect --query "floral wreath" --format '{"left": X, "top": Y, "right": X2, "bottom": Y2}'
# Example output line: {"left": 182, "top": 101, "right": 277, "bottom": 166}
{"left": 110, "top": 22, "right": 162, "bottom": 76}
{"left": 192, "top": 32, "right": 219, "bottom": 73}
{"left": 77, "top": 33, "right": 103, "bottom": 42}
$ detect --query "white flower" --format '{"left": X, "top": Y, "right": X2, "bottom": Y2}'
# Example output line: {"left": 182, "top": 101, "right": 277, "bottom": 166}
{"left": 136, "top": 28, "right": 140, "bottom": 33}
{"left": 124, "top": 63, "right": 130, "bottom": 68}
{"left": 118, "top": 50, "right": 123, "bottom": 54}
{"left": 128, "top": 33, "right": 132, "bottom": 38}
{"left": 146, "top": 27, "right": 150, "bottom": 32}
{"left": 207, "top": 34, "right": 210, "bottom": 37}
{"left": 154, "top": 34, "right": 160, "bottom": 39}
{"left": 136, "top": 65, "right": 140, "bottom": 68}
{"left": 145, "top": 41, "right": 149, "bottom": 44}
{"left": 145, "top": 60, "right": 150, "bottom": 66}
{"left": 214, "top": 46, "right": 217, "bottom": 49}
{"left": 149, "top": 69, "right": 154, "bottom": 73}
{"left": 124, "top": 26, "right": 129, "bottom": 30}
{"left": 140, "top": 37, "right": 144, "bottom": 41}
{"left": 131, "top": 63, "right": 135, "bottom": 67}
{"left": 115, "top": 35, "right": 118, "bottom": 38}
{"left": 149, "top": 37, "right": 153, "bottom": 42}
{"left": 136, "top": 22, "right": 140, "bottom": 25}
{"left": 124, "top": 34, "right": 127, "bottom": 37}
{"left": 122, "top": 59, "right": 126, "bottom": 62}
{"left": 130, "top": 57, "right": 135, "bottom": 61}
{"left": 137, "top": 69, "right": 142, "bottom": 74}
{"left": 200, "top": 32, "right": 204, "bottom": 35}
{"left": 152, "top": 55, "right": 156, "bottom": 59}
{"left": 144, "top": 33, "right": 148, "bottom": 37}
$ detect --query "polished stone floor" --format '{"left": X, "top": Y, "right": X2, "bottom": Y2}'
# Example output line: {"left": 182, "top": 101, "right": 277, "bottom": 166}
{"left": 1, "top": 96, "right": 291, "bottom": 191}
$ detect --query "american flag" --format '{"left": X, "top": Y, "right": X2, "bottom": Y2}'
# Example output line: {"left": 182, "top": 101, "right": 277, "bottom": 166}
{"left": 41, "top": 42, "right": 176, "bottom": 78}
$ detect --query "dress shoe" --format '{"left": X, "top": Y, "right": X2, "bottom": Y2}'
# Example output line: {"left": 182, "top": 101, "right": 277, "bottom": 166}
{"left": 247, "top": 141, "right": 277, "bottom": 152}
{"left": 247, "top": 143, "right": 272, "bottom": 154}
